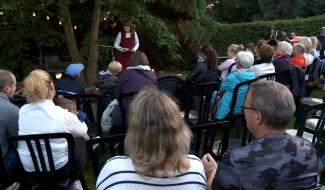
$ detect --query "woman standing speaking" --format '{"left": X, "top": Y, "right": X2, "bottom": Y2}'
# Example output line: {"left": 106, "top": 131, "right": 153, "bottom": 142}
{"left": 114, "top": 21, "right": 139, "bottom": 70}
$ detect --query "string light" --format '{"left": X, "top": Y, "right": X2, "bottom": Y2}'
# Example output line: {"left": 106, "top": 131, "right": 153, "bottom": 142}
{"left": 59, "top": 20, "right": 62, "bottom": 25}
{"left": 0, "top": 11, "right": 4, "bottom": 16}
{"left": 107, "top": 11, "right": 109, "bottom": 15}
{"left": 32, "top": 12, "right": 36, "bottom": 17}
{"left": 103, "top": 17, "right": 107, "bottom": 21}
{"left": 74, "top": 25, "right": 77, "bottom": 30}
{"left": 46, "top": 16, "right": 50, "bottom": 20}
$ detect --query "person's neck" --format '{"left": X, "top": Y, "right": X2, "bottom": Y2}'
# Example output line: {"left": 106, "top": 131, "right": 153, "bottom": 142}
{"left": 254, "top": 126, "right": 285, "bottom": 138}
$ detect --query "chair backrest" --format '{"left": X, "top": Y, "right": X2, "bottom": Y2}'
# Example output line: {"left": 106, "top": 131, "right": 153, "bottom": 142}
{"left": 257, "top": 72, "right": 277, "bottom": 81}
{"left": 190, "top": 121, "right": 229, "bottom": 159}
{"left": 86, "top": 134, "right": 125, "bottom": 179}
{"left": 226, "top": 78, "right": 258, "bottom": 118}
{"left": 192, "top": 70, "right": 220, "bottom": 84}
{"left": 44, "top": 56, "right": 60, "bottom": 65}
{"left": 184, "top": 82, "right": 221, "bottom": 124}
{"left": 117, "top": 91, "right": 139, "bottom": 130}
{"left": 157, "top": 75, "right": 184, "bottom": 102}
{"left": 9, "top": 95, "right": 27, "bottom": 108}
{"left": 295, "top": 103, "right": 325, "bottom": 147}
{"left": 9, "top": 133, "right": 75, "bottom": 174}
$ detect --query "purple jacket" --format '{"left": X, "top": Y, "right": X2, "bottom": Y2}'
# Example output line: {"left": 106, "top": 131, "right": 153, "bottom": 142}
{"left": 117, "top": 68, "right": 157, "bottom": 111}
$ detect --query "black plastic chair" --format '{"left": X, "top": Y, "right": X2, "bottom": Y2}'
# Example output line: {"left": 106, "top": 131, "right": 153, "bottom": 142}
{"left": 116, "top": 91, "right": 139, "bottom": 132}
{"left": 86, "top": 134, "right": 125, "bottom": 179}
{"left": 191, "top": 69, "right": 221, "bottom": 84}
{"left": 0, "top": 146, "right": 14, "bottom": 189}
{"left": 256, "top": 72, "right": 277, "bottom": 81}
{"left": 157, "top": 75, "right": 184, "bottom": 103}
{"left": 190, "top": 121, "right": 229, "bottom": 160}
{"left": 184, "top": 82, "right": 221, "bottom": 125}
{"left": 210, "top": 78, "right": 258, "bottom": 160}
{"left": 287, "top": 103, "right": 325, "bottom": 148}
{"left": 9, "top": 133, "right": 87, "bottom": 190}
{"left": 43, "top": 55, "right": 67, "bottom": 74}
{"left": 9, "top": 95, "right": 27, "bottom": 108}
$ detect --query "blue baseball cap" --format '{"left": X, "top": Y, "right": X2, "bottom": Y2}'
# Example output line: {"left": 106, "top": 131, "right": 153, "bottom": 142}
{"left": 66, "top": 63, "right": 84, "bottom": 76}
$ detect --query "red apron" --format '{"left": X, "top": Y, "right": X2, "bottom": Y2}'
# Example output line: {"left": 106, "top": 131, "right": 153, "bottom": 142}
{"left": 115, "top": 32, "right": 135, "bottom": 70}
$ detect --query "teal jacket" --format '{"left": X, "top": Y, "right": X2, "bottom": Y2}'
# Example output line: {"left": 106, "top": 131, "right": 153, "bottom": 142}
{"left": 215, "top": 69, "right": 256, "bottom": 119}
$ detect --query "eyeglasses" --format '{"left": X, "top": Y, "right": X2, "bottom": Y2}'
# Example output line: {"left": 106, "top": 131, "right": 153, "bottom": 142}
{"left": 241, "top": 106, "right": 258, "bottom": 111}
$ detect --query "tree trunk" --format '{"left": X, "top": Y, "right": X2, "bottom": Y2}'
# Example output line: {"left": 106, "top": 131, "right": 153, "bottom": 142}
{"left": 86, "top": 0, "right": 102, "bottom": 85}
{"left": 58, "top": 0, "right": 82, "bottom": 63}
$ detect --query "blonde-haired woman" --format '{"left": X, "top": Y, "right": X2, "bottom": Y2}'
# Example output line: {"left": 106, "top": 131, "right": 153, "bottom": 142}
{"left": 18, "top": 69, "right": 89, "bottom": 188}
{"left": 96, "top": 88, "right": 206, "bottom": 190}
{"left": 299, "top": 36, "right": 314, "bottom": 66}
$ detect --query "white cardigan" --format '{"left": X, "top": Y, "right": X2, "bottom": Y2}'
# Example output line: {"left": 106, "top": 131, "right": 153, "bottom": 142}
{"left": 18, "top": 99, "right": 88, "bottom": 172}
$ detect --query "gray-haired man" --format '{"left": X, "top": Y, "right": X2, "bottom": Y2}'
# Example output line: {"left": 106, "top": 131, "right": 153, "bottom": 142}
{"left": 202, "top": 80, "right": 318, "bottom": 190}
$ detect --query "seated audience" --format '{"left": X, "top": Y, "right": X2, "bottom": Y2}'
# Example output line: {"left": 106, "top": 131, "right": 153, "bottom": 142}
{"left": 214, "top": 51, "right": 255, "bottom": 119}
{"left": 203, "top": 80, "right": 319, "bottom": 190}
{"left": 18, "top": 69, "right": 89, "bottom": 189}
{"left": 251, "top": 44, "right": 275, "bottom": 77}
{"left": 97, "top": 88, "right": 206, "bottom": 190}
{"left": 291, "top": 43, "right": 306, "bottom": 68}
{"left": 0, "top": 70, "right": 19, "bottom": 175}
{"left": 273, "top": 41, "right": 293, "bottom": 85}
{"left": 218, "top": 44, "right": 240, "bottom": 81}
{"left": 186, "top": 44, "right": 218, "bottom": 83}
{"left": 56, "top": 63, "right": 85, "bottom": 94}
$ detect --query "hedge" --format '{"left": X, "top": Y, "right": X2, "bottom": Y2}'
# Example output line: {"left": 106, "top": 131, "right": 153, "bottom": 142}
{"left": 211, "top": 14, "right": 325, "bottom": 56}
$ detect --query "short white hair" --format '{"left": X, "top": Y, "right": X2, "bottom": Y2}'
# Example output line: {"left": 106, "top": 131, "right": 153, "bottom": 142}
{"left": 236, "top": 51, "right": 254, "bottom": 69}
{"left": 277, "top": 41, "right": 293, "bottom": 55}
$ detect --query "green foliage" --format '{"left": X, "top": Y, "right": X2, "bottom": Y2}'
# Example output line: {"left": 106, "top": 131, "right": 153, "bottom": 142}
{"left": 208, "top": 0, "right": 260, "bottom": 23}
{"left": 211, "top": 14, "right": 325, "bottom": 56}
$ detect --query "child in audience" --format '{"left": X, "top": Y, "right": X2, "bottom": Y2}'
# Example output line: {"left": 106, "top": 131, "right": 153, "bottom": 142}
{"left": 95, "top": 60, "right": 122, "bottom": 96}
{"left": 291, "top": 43, "right": 306, "bottom": 68}
{"left": 54, "top": 95, "right": 87, "bottom": 123}
{"left": 218, "top": 44, "right": 240, "bottom": 81}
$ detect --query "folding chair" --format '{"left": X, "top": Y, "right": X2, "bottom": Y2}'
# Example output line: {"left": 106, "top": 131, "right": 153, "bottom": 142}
{"left": 257, "top": 72, "right": 277, "bottom": 81}
{"left": 86, "top": 134, "right": 125, "bottom": 179}
{"left": 184, "top": 82, "right": 221, "bottom": 125}
{"left": 157, "top": 75, "right": 184, "bottom": 103}
{"left": 9, "top": 133, "right": 87, "bottom": 190}
{"left": 190, "top": 121, "right": 229, "bottom": 160}
{"left": 287, "top": 103, "right": 325, "bottom": 148}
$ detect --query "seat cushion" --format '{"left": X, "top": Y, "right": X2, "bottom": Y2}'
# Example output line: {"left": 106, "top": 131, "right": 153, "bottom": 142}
{"left": 305, "top": 119, "right": 319, "bottom": 130}
{"left": 286, "top": 129, "right": 314, "bottom": 142}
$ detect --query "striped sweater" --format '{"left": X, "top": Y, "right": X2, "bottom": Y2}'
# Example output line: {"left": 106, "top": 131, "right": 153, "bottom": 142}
{"left": 96, "top": 155, "right": 206, "bottom": 190}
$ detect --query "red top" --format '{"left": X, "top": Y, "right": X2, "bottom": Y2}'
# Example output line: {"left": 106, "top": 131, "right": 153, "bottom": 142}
{"left": 291, "top": 55, "right": 306, "bottom": 68}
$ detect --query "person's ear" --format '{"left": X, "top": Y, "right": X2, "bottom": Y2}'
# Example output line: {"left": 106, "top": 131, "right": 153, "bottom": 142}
{"left": 255, "top": 111, "right": 264, "bottom": 126}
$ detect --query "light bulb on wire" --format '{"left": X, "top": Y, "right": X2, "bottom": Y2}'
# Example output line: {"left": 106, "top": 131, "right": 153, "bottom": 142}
{"left": 32, "top": 12, "right": 36, "bottom": 17}
{"left": 0, "top": 11, "right": 4, "bottom": 16}
{"left": 46, "top": 16, "right": 50, "bottom": 20}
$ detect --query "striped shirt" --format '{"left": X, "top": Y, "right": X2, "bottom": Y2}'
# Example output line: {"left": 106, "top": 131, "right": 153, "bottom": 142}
{"left": 96, "top": 155, "right": 206, "bottom": 190}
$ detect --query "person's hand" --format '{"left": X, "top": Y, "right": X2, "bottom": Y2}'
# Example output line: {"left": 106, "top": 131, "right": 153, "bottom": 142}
{"left": 124, "top": 48, "right": 130, "bottom": 52}
{"left": 130, "top": 48, "right": 136, "bottom": 52}
{"left": 202, "top": 153, "right": 218, "bottom": 173}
